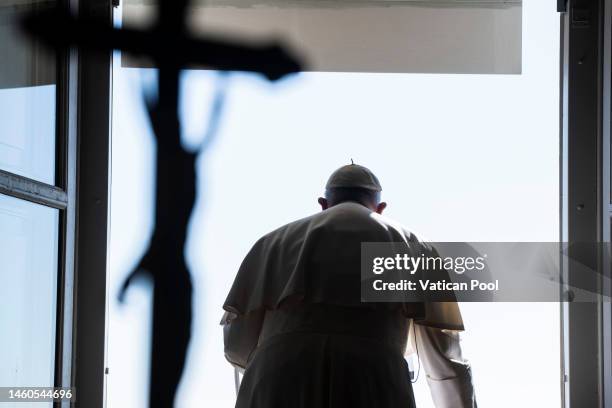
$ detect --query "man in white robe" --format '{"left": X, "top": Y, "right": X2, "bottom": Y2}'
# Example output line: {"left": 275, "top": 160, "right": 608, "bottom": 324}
{"left": 221, "top": 164, "right": 477, "bottom": 408}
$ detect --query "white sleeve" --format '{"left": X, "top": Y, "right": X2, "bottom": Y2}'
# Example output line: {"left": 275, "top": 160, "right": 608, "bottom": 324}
{"left": 221, "top": 309, "right": 265, "bottom": 371}
{"left": 414, "top": 323, "right": 477, "bottom": 408}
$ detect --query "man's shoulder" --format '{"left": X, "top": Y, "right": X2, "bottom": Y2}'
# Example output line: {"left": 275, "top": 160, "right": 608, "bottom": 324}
{"left": 266, "top": 204, "right": 422, "bottom": 242}
{"left": 252, "top": 203, "right": 430, "bottom": 251}
{"left": 254, "top": 211, "right": 319, "bottom": 245}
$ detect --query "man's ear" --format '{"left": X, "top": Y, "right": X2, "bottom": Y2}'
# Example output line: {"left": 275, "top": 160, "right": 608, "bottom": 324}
{"left": 318, "top": 197, "right": 329, "bottom": 210}
{"left": 376, "top": 202, "right": 387, "bottom": 214}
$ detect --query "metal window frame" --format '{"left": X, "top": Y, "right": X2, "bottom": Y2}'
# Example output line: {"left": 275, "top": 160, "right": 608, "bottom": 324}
{"left": 560, "top": 0, "right": 612, "bottom": 407}
{"left": 0, "top": 169, "right": 68, "bottom": 209}
{"left": 0, "top": 0, "right": 112, "bottom": 407}
{"left": 602, "top": 0, "right": 612, "bottom": 406}
{"left": 69, "top": 0, "right": 113, "bottom": 407}
{"left": 0, "top": 1, "right": 76, "bottom": 405}
{"left": 54, "top": 4, "right": 79, "bottom": 406}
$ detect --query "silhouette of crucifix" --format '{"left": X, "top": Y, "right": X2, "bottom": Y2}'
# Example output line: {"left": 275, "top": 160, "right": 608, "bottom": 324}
{"left": 23, "top": 2, "right": 301, "bottom": 407}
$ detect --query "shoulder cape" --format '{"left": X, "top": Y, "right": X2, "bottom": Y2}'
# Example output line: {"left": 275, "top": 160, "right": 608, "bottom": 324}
{"left": 222, "top": 202, "right": 464, "bottom": 331}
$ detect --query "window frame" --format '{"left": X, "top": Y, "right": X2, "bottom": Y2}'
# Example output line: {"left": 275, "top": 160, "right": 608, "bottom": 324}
{"left": 601, "top": 0, "right": 612, "bottom": 406}
{"left": 70, "top": 2, "right": 113, "bottom": 407}
{"left": 560, "top": 0, "right": 612, "bottom": 407}
{"left": 0, "top": 0, "right": 113, "bottom": 407}
{"left": 0, "top": 0, "right": 73, "bottom": 401}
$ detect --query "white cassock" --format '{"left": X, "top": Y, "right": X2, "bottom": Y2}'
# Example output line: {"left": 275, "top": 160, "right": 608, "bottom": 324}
{"left": 221, "top": 202, "right": 477, "bottom": 408}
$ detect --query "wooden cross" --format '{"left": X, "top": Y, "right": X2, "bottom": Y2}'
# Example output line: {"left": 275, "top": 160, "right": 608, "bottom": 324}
{"left": 22, "top": 2, "right": 302, "bottom": 407}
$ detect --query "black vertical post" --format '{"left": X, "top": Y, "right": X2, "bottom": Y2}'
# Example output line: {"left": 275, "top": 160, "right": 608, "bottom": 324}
{"left": 72, "top": 0, "right": 112, "bottom": 406}
{"left": 562, "top": 0, "right": 605, "bottom": 406}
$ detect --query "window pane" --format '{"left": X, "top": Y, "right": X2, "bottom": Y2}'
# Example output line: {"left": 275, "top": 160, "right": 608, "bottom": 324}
{"left": 0, "top": 194, "right": 59, "bottom": 406}
{"left": 0, "top": 2, "right": 56, "bottom": 185}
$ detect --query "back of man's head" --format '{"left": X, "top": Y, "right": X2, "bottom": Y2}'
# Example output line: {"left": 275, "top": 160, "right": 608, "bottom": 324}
{"left": 318, "top": 163, "right": 387, "bottom": 214}
{"left": 325, "top": 187, "right": 380, "bottom": 208}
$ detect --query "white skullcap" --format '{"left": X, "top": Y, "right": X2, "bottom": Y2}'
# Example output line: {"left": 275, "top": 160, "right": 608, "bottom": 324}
{"left": 325, "top": 162, "right": 382, "bottom": 192}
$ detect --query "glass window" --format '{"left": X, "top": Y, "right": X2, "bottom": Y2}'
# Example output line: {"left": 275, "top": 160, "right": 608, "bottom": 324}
{"left": 0, "top": 2, "right": 57, "bottom": 185}
{"left": 0, "top": 194, "right": 59, "bottom": 401}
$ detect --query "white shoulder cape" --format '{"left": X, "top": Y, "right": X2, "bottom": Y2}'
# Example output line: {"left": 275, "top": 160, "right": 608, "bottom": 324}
{"left": 222, "top": 202, "right": 464, "bottom": 331}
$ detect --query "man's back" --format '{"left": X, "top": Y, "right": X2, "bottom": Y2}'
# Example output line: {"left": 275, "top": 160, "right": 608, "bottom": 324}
{"left": 237, "top": 302, "right": 415, "bottom": 408}
{"left": 221, "top": 165, "right": 476, "bottom": 407}
{"left": 223, "top": 202, "right": 429, "bottom": 318}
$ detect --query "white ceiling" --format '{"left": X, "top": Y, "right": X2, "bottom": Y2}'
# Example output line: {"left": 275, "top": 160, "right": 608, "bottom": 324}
{"left": 122, "top": 0, "right": 522, "bottom": 74}
{"left": 125, "top": 0, "right": 521, "bottom": 7}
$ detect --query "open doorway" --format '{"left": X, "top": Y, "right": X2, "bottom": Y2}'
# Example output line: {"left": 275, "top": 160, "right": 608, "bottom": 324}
{"left": 107, "top": 1, "right": 560, "bottom": 407}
